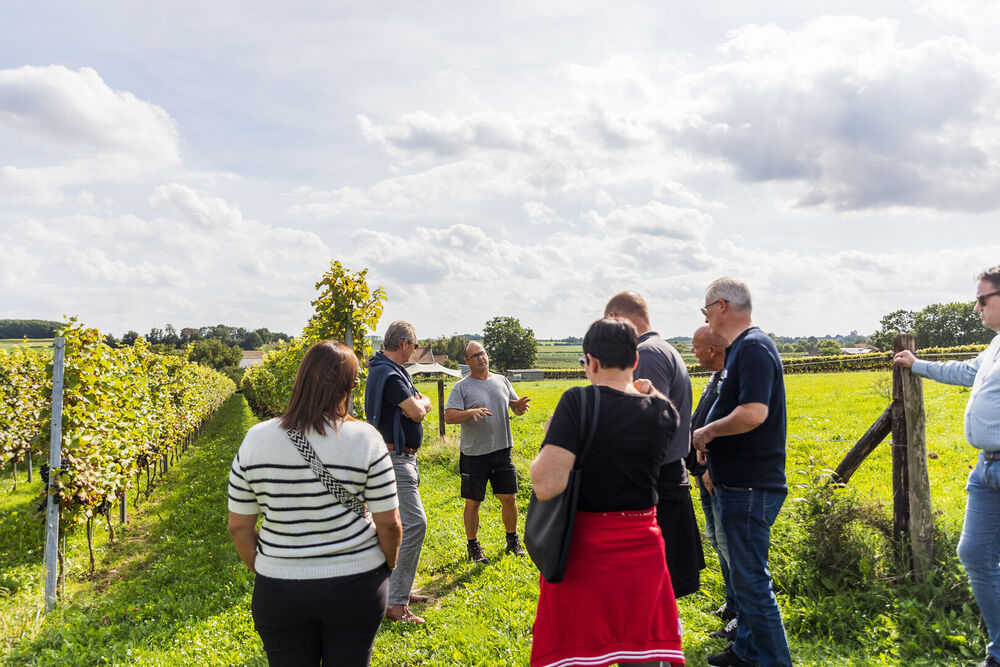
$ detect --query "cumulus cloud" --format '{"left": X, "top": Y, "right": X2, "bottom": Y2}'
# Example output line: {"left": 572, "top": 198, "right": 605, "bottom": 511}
{"left": 149, "top": 183, "right": 243, "bottom": 229}
{"left": 0, "top": 66, "right": 181, "bottom": 204}
{"left": 674, "top": 16, "right": 1000, "bottom": 211}
{"left": 0, "top": 65, "right": 179, "bottom": 161}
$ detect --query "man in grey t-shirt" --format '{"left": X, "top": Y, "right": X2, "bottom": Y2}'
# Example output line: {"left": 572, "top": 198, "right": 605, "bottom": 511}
{"left": 444, "top": 341, "right": 531, "bottom": 563}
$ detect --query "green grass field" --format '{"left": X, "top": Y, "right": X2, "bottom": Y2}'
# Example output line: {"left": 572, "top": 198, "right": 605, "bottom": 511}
{"left": 0, "top": 372, "right": 985, "bottom": 665}
{"left": 0, "top": 339, "right": 53, "bottom": 351}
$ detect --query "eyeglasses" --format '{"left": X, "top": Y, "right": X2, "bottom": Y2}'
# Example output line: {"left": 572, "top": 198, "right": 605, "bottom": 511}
{"left": 977, "top": 290, "right": 1000, "bottom": 307}
{"left": 578, "top": 355, "right": 587, "bottom": 367}
{"left": 700, "top": 299, "right": 724, "bottom": 317}
{"left": 409, "top": 340, "right": 420, "bottom": 348}
{"left": 467, "top": 351, "right": 487, "bottom": 360}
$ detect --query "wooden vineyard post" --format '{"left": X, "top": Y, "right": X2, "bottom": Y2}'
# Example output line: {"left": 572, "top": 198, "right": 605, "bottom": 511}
{"left": 892, "top": 333, "right": 934, "bottom": 579}
{"left": 438, "top": 378, "right": 445, "bottom": 437}
{"left": 899, "top": 335, "right": 933, "bottom": 579}
{"left": 345, "top": 315, "right": 355, "bottom": 417}
{"left": 44, "top": 336, "right": 66, "bottom": 611}
{"left": 891, "top": 335, "right": 911, "bottom": 545}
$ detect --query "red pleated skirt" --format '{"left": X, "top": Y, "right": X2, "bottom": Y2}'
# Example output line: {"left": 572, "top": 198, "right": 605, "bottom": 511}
{"left": 530, "top": 508, "right": 685, "bottom": 667}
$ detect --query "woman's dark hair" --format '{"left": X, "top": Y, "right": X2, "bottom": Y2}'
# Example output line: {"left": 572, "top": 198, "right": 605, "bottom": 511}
{"left": 280, "top": 340, "right": 358, "bottom": 435}
{"left": 582, "top": 317, "right": 638, "bottom": 370}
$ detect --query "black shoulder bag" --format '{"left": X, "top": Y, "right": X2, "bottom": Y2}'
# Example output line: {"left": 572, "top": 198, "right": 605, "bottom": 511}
{"left": 524, "top": 384, "right": 600, "bottom": 583}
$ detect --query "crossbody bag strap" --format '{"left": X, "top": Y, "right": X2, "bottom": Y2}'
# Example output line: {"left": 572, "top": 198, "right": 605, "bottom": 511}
{"left": 572, "top": 384, "right": 601, "bottom": 472}
{"left": 286, "top": 428, "right": 371, "bottom": 521}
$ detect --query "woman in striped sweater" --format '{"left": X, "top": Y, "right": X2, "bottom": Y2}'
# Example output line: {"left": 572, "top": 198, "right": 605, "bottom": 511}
{"left": 228, "top": 340, "right": 402, "bottom": 666}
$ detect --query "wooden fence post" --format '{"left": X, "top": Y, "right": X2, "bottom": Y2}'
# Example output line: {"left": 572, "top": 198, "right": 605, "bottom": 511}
{"left": 892, "top": 333, "right": 934, "bottom": 579}
{"left": 437, "top": 378, "right": 445, "bottom": 437}
{"left": 891, "top": 335, "right": 911, "bottom": 546}
{"left": 898, "top": 335, "right": 934, "bottom": 579}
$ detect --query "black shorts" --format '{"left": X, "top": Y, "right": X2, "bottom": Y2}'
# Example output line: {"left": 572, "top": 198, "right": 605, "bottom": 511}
{"left": 459, "top": 448, "right": 518, "bottom": 502}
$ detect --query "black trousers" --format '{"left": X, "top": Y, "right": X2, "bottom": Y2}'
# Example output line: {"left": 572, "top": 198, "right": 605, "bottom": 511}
{"left": 252, "top": 564, "right": 391, "bottom": 666}
{"left": 656, "top": 459, "right": 706, "bottom": 598}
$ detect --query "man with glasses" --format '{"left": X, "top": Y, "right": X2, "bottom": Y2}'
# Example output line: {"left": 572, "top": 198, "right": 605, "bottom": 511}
{"left": 693, "top": 278, "right": 792, "bottom": 667}
{"left": 604, "top": 291, "right": 704, "bottom": 599}
{"left": 444, "top": 342, "right": 531, "bottom": 563}
{"left": 365, "top": 320, "right": 433, "bottom": 624}
{"left": 893, "top": 265, "right": 1000, "bottom": 667}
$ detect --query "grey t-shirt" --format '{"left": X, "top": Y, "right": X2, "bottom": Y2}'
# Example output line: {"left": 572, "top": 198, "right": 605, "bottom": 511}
{"left": 445, "top": 373, "right": 519, "bottom": 456}
{"left": 634, "top": 331, "right": 692, "bottom": 465}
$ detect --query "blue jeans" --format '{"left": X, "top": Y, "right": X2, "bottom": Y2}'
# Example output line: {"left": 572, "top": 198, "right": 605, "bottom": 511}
{"left": 716, "top": 486, "right": 792, "bottom": 667}
{"left": 958, "top": 453, "right": 1000, "bottom": 662}
{"left": 701, "top": 485, "right": 735, "bottom": 614}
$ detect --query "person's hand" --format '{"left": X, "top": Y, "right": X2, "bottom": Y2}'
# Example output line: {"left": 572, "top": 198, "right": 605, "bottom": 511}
{"left": 510, "top": 396, "right": 531, "bottom": 415}
{"left": 701, "top": 470, "right": 715, "bottom": 495}
{"left": 469, "top": 407, "right": 492, "bottom": 421}
{"left": 633, "top": 379, "right": 655, "bottom": 395}
{"left": 697, "top": 449, "right": 708, "bottom": 467}
{"left": 692, "top": 425, "right": 713, "bottom": 452}
{"left": 893, "top": 350, "right": 916, "bottom": 368}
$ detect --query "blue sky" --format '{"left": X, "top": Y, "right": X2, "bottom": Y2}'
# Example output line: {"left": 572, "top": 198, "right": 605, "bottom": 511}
{"left": 2, "top": 1, "right": 998, "bottom": 340}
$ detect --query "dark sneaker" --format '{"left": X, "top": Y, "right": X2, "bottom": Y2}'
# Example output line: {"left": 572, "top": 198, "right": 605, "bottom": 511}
{"left": 706, "top": 644, "right": 753, "bottom": 667}
{"left": 505, "top": 533, "right": 526, "bottom": 555}
{"left": 711, "top": 602, "right": 735, "bottom": 621}
{"left": 709, "top": 617, "right": 738, "bottom": 641}
{"left": 978, "top": 656, "right": 1000, "bottom": 667}
{"left": 467, "top": 539, "right": 490, "bottom": 564}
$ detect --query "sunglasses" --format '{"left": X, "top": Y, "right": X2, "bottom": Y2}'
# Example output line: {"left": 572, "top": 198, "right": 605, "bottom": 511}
{"left": 977, "top": 290, "right": 1000, "bottom": 307}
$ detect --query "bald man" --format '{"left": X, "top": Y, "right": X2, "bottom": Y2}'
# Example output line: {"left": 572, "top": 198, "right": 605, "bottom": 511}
{"left": 605, "top": 291, "right": 705, "bottom": 598}
{"left": 445, "top": 342, "right": 531, "bottom": 564}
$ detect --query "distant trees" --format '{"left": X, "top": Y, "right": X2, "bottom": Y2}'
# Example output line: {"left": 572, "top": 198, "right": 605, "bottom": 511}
{"left": 483, "top": 316, "right": 536, "bottom": 371}
{"left": 0, "top": 319, "right": 61, "bottom": 338}
{"left": 871, "top": 302, "right": 992, "bottom": 350}
{"left": 118, "top": 324, "right": 291, "bottom": 350}
{"left": 189, "top": 338, "right": 243, "bottom": 373}
{"left": 817, "top": 340, "right": 842, "bottom": 356}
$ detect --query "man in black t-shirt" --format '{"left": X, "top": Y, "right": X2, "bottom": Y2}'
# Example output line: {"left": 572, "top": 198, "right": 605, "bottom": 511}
{"left": 693, "top": 278, "right": 792, "bottom": 667}
{"left": 605, "top": 291, "right": 704, "bottom": 598}
{"left": 364, "top": 320, "right": 432, "bottom": 624}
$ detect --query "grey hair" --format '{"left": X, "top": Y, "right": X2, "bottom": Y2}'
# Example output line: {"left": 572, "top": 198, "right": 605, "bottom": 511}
{"left": 706, "top": 277, "right": 752, "bottom": 314}
{"left": 978, "top": 265, "right": 1000, "bottom": 290}
{"left": 383, "top": 321, "right": 417, "bottom": 351}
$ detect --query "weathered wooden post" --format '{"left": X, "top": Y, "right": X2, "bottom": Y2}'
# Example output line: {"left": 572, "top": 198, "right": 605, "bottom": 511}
{"left": 437, "top": 378, "right": 445, "bottom": 437}
{"left": 891, "top": 335, "right": 911, "bottom": 544}
{"left": 892, "top": 333, "right": 934, "bottom": 579}
{"left": 345, "top": 315, "right": 355, "bottom": 417}
{"left": 44, "top": 336, "right": 66, "bottom": 611}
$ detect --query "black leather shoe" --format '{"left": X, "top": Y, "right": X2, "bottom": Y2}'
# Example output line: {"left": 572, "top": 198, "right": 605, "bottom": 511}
{"left": 709, "top": 618, "right": 738, "bottom": 641}
{"left": 706, "top": 645, "right": 753, "bottom": 667}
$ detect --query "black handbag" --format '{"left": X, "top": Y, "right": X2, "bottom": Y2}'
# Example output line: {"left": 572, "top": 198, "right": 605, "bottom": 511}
{"left": 524, "top": 384, "right": 600, "bottom": 583}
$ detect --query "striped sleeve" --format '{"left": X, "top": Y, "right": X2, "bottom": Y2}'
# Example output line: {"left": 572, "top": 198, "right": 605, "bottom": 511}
{"left": 364, "top": 433, "right": 398, "bottom": 513}
{"left": 228, "top": 449, "right": 260, "bottom": 515}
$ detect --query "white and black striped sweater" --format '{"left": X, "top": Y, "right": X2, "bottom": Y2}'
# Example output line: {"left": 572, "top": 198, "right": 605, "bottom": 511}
{"left": 228, "top": 418, "right": 398, "bottom": 580}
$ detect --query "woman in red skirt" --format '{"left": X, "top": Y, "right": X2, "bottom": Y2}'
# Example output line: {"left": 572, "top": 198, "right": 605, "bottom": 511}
{"left": 530, "top": 317, "right": 685, "bottom": 667}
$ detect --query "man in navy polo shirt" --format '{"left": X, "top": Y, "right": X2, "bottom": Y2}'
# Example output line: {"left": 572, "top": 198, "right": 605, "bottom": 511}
{"left": 693, "top": 277, "right": 792, "bottom": 667}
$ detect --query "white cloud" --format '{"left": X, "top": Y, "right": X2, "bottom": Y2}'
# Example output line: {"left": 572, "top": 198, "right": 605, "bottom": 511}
{"left": 674, "top": 16, "right": 1000, "bottom": 211}
{"left": 0, "top": 66, "right": 181, "bottom": 204}
{"left": 149, "top": 183, "right": 243, "bottom": 229}
{"left": 0, "top": 65, "right": 179, "bottom": 161}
